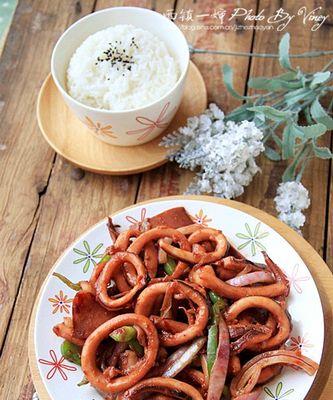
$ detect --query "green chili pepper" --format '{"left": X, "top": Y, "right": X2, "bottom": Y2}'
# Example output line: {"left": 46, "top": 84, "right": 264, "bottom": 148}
{"left": 163, "top": 256, "right": 176, "bottom": 275}
{"left": 100, "top": 254, "right": 111, "bottom": 264}
{"left": 209, "top": 290, "right": 222, "bottom": 304}
{"left": 110, "top": 326, "right": 137, "bottom": 342}
{"left": 207, "top": 291, "right": 228, "bottom": 375}
{"left": 53, "top": 273, "right": 81, "bottom": 291}
{"left": 209, "top": 291, "right": 227, "bottom": 324}
{"left": 222, "top": 386, "right": 231, "bottom": 400}
{"left": 129, "top": 338, "right": 144, "bottom": 357}
{"left": 61, "top": 340, "right": 82, "bottom": 366}
{"left": 207, "top": 324, "right": 218, "bottom": 375}
{"left": 77, "top": 375, "right": 89, "bottom": 387}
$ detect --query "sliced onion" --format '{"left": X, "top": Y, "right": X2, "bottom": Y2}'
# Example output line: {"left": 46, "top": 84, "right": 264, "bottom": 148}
{"left": 232, "top": 388, "right": 261, "bottom": 400}
{"left": 158, "top": 238, "right": 172, "bottom": 264}
{"left": 162, "top": 337, "right": 206, "bottom": 378}
{"left": 207, "top": 317, "right": 230, "bottom": 400}
{"left": 226, "top": 271, "right": 275, "bottom": 287}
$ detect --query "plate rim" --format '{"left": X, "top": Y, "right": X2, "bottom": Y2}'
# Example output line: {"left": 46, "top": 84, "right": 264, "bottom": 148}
{"left": 36, "top": 61, "right": 207, "bottom": 175}
{"left": 28, "top": 195, "right": 332, "bottom": 400}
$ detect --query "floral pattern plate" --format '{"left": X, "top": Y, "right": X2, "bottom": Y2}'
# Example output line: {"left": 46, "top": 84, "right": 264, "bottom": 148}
{"left": 33, "top": 198, "right": 324, "bottom": 400}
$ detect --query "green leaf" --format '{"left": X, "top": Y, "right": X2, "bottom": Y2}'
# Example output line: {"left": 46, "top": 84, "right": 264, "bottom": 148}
{"left": 312, "top": 142, "right": 333, "bottom": 159}
{"left": 222, "top": 64, "right": 249, "bottom": 100}
{"left": 310, "top": 97, "right": 333, "bottom": 129}
{"left": 247, "top": 106, "right": 292, "bottom": 122}
{"left": 272, "top": 133, "right": 283, "bottom": 148}
{"left": 284, "top": 88, "right": 311, "bottom": 106}
{"left": 279, "top": 33, "right": 295, "bottom": 71}
{"left": 296, "top": 123, "right": 327, "bottom": 139}
{"left": 265, "top": 146, "right": 281, "bottom": 161}
{"left": 248, "top": 76, "right": 302, "bottom": 91}
{"left": 280, "top": 71, "right": 299, "bottom": 81}
{"left": 254, "top": 113, "right": 265, "bottom": 123}
{"left": 310, "top": 71, "right": 330, "bottom": 88}
{"left": 282, "top": 124, "right": 296, "bottom": 159}
{"left": 226, "top": 103, "right": 255, "bottom": 122}
{"left": 283, "top": 159, "right": 298, "bottom": 182}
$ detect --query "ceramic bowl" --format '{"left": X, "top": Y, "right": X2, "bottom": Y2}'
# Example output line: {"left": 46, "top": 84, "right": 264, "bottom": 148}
{"left": 51, "top": 7, "right": 189, "bottom": 147}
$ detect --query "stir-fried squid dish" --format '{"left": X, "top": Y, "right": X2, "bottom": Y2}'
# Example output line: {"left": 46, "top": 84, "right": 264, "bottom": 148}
{"left": 53, "top": 207, "right": 319, "bottom": 400}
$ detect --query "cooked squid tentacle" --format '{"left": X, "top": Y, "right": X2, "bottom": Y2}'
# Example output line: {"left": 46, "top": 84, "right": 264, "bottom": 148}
{"left": 189, "top": 265, "right": 287, "bottom": 299}
{"left": 225, "top": 296, "right": 291, "bottom": 351}
{"left": 160, "top": 228, "right": 228, "bottom": 265}
{"left": 118, "top": 377, "right": 204, "bottom": 400}
{"left": 135, "top": 281, "right": 209, "bottom": 346}
{"left": 230, "top": 350, "right": 319, "bottom": 397}
{"left": 95, "top": 252, "right": 148, "bottom": 310}
{"left": 81, "top": 313, "right": 159, "bottom": 394}
{"left": 128, "top": 227, "right": 191, "bottom": 279}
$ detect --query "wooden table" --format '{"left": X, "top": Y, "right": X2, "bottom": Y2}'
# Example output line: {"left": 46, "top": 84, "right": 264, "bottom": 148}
{"left": 0, "top": 1, "right": 332, "bottom": 398}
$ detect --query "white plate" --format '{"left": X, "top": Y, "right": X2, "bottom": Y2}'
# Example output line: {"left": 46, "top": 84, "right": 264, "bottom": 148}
{"left": 33, "top": 198, "right": 324, "bottom": 400}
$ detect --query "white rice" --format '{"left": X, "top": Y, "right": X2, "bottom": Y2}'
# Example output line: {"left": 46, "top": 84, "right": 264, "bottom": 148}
{"left": 67, "top": 24, "right": 180, "bottom": 111}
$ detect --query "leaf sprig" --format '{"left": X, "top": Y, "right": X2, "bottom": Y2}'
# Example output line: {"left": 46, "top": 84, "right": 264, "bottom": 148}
{"left": 222, "top": 33, "right": 333, "bottom": 182}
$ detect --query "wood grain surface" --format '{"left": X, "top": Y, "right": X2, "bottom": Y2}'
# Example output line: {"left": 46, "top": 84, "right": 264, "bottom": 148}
{"left": 0, "top": 0, "right": 332, "bottom": 399}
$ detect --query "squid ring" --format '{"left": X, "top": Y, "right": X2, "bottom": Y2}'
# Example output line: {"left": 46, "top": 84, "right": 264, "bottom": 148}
{"left": 177, "top": 224, "right": 203, "bottom": 236}
{"left": 160, "top": 228, "right": 228, "bottom": 264}
{"left": 135, "top": 281, "right": 209, "bottom": 347}
{"left": 81, "top": 313, "right": 159, "bottom": 394}
{"left": 128, "top": 227, "right": 191, "bottom": 279}
{"left": 189, "top": 265, "right": 287, "bottom": 299}
{"left": 95, "top": 252, "right": 148, "bottom": 310}
{"left": 114, "top": 229, "right": 158, "bottom": 279}
{"left": 225, "top": 296, "right": 291, "bottom": 350}
{"left": 118, "top": 377, "right": 204, "bottom": 400}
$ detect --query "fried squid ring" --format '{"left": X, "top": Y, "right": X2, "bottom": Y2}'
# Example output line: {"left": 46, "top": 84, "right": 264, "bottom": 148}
{"left": 118, "top": 377, "right": 204, "bottom": 400}
{"left": 160, "top": 228, "right": 228, "bottom": 265}
{"left": 96, "top": 252, "right": 148, "bottom": 310}
{"left": 128, "top": 227, "right": 191, "bottom": 279}
{"left": 177, "top": 224, "right": 203, "bottom": 236}
{"left": 189, "top": 265, "right": 287, "bottom": 299}
{"left": 230, "top": 350, "right": 319, "bottom": 397}
{"left": 225, "top": 296, "right": 291, "bottom": 351}
{"left": 81, "top": 313, "right": 158, "bottom": 394}
{"left": 135, "top": 281, "right": 209, "bottom": 346}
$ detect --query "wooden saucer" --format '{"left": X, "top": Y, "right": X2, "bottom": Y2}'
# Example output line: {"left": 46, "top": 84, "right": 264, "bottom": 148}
{"left": 37, "top": 62, "right": 207, "bottom": 175}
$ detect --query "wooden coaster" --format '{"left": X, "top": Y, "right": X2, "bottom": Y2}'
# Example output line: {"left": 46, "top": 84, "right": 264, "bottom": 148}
{"left": 37, "top": 62, "right": 207, "bottom": 175}
{"left": 28, "top": 196, "right": 333, "bottom": 400}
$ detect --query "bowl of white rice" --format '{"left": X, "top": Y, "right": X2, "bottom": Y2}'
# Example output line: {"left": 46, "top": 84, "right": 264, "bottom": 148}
{"left": 51, "top": 7, "right": 189, "bottom": 146}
